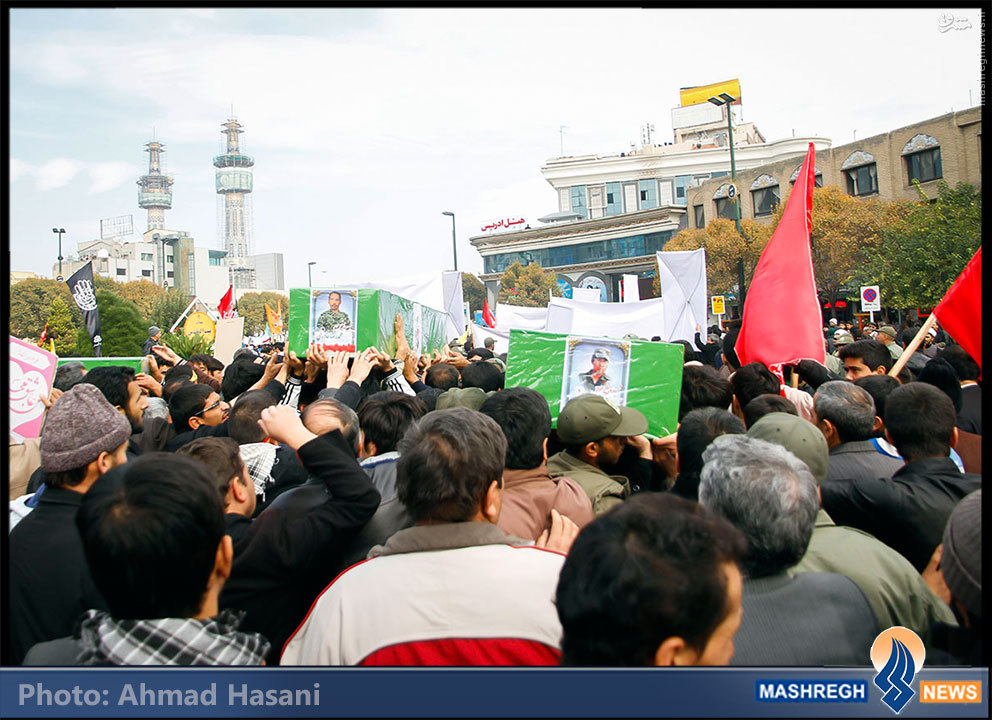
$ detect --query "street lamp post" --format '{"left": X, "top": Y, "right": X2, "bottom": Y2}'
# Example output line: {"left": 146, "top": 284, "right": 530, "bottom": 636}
{"left": 441, "top": 211, "right": 457, "bottom": 271}
{"left": 308, "top": 261, "right": 316, "bottom": 288}
{"left": 708, "top": 92, "right": 747, "bottom": 317}
{"left": 52, "top": 227, "right": 65, "bottom": 279}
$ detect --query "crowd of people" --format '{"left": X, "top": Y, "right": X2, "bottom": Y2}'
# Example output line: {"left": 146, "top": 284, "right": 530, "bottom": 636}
{"left": 6, "top": 313, "right": 982, "bottom": 667}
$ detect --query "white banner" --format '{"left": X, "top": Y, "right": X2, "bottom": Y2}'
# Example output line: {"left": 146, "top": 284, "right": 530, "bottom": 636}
{"left": 495, "top": 303, "right": 547, "bottom": 331}
{"left": 571, "top": 286, "right": 602, "bottom": 303}
{"left": 656, "top": 249, "right": 708, "bottom": 343}
{"left": 622, "top": 274, "right": 641, "bottom": 303}
{"left": 471, "top": 323, "right": 510, "bottom": 354}
{"left": 545, "top": 296, "right": 665, "bottom": 340}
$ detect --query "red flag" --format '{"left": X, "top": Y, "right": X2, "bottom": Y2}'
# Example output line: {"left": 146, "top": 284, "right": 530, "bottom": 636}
{"left": 933, "top": 246, "right": 981, "bottom": 371}
{"left": 218, "top": 285, "right": 235, "bottom": 319}
{"left": 482, "top": 298, "right": 496, "bottom": 328}
{"left": 38, "top": 322, "right": 49, "bottom": 348}
{"left": 735, "top": 142, "right": 825, "bottom": 370}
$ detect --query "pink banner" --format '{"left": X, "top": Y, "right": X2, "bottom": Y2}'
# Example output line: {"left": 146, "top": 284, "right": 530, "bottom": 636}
{"left": 9, "top": 336, "right": 58, "bottom": 441}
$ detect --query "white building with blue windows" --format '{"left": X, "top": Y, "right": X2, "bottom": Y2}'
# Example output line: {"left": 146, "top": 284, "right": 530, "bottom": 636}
{"left": 471, "top": 101, "right": 829, "bottom": 302}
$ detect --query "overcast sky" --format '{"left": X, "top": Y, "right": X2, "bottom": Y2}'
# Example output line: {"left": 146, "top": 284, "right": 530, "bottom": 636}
{"left": 9, "top": 7, "right": 982, "bottom": 289}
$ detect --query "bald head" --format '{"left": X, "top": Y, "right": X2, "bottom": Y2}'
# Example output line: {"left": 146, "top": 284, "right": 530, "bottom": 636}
{"left": 302, "top": 399, "right": 361, "bottom": 457}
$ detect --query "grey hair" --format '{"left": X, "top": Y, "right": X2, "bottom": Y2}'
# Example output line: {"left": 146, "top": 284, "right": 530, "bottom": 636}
{"left": 814, "top": 381, "right": 876, "bottom": 443}
{"left": 397, "top": 408, "right": 507, "bottom": 523}
{"left": 698, "top": 434, "right": 819, "bottom": 579}
{"left": 301, "top": 399, "right": 362, "bottom": 457}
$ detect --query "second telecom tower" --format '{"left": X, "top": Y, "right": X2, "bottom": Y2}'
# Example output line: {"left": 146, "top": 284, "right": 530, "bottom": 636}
{"left": 214, "top": 117, "right": 255, "bottom": 290}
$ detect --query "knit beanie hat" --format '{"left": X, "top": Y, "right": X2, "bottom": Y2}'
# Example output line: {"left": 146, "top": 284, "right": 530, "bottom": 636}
{"left": 41, "top": 383, "right": 132, "bottom": 472}
{"left": 940, "top": 489, "right": 982, "bottom": 619}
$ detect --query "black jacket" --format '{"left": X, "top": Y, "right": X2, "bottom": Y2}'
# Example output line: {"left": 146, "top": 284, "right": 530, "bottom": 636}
{"left": 219, "top": 430, "right": 380, "bottom": 665}
{"left": 693, "top": 332, "right": 722, "bottom": 367}
{"left": 820, "top": 457, "right": 981, "bottom": 572}
{"left": 7, "top": 486, "right": 108, "bottom": 664}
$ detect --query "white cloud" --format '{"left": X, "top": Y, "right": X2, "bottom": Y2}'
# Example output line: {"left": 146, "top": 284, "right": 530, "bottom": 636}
{"left": 10, "top": 159, "right": 32, "bottom": 182}
{"left": 87, "top": 162, "right": 134, "bottom": 194}
{"left": 35, "top": 158, "right": 83, "bottom": 191}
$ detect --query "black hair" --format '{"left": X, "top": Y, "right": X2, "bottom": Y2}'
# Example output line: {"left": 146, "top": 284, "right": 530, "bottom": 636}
{"left": 162, "top": 378, "right": 193, "bottom": 402}
{"left": 730, "top": 362, "right": 779, "bottom": 410}
{"left": 227, "top": 390, "right": 276, "bottom": 444}
{"left": 556, "top": 493, "right": 746, "bottom": 666}
{"left": 416, "top": 387, "right": 445, "bottom": 412}
{"left": 232, "top": 348, "right": 258, "bottom": 362}
{"left": 742, "top": 394, "right": 797, "bottom": 429}
{"left": 460, "top": 361, "right": 504, "bottom": 392}
{"left": 221, "top": 358, "right": 265, "bottom": 401}
{"left": 163, "top": 363, "right": 194, "bottom": 384}
{"left": 466, "top": 347, "right": 494, "bottom": 361}
{"left": 478, "top": 387, "right": 551, "bottom": 470}
{"left": 53, "top": 362, "right": 87, "bottom": 392}
{"left": 189, "top": 354, "right": 224, "bottom": 373}
{"left": 885, "top": 382, "right": 957, "bottom": 461}
{"left": 83, "top": 366, "right": 136, "bottom": 410}
{"left": 176, "top": 437, "right": 246, "bottom": 501}
{"left": 679, "top": 365, "right": 733, "bottom": 421}
{"left": 917, "top": 358, "right": 964, "bottom": 414}
{"left": 168, "top": 383, "right": 214, "bottom": 433}
{"left": 937, "top": 345, "right": 980, "bottom": 382}
{"left": 720, "top": 326, "right": 741, "bottom": 371}
{"left": 674, "top": 340, "right": 697, "bottom": 363}
{"left": 838, "top": 339, "right": 893, "bottom": 373}
{"left": 45, "top": 465, "right": 90, "bottom": 490}
{"left": 357, "top": 391, "right": 427, "bottom": 455}
{"left": 76, "top": 453, "right": 226, "bottom": 619}
{"left": 397, "top": 408, "right": 506, "bottom": 523}
{"left": 425, "top": 363, "right": 461, "bottom": 391}
{"left": 674, "top": 408, "right": 746, "bottom": 501}
{"left": 853, "top": 374, "right": 900, "bottom": 436}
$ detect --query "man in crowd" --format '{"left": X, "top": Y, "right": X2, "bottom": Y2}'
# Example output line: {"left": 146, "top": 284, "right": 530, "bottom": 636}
{"left": 748, "top": 412, "right": 956, "bottom": 642}
{"left": 218, "top": 404, "right": 380, "bottom": 665}
{"left": 820, "top": 383, "right": 981, "bottom": 571}
{"left": 8, "top": 384, "right": 131, "bottom": 664}
{"left": 838, "top": 339, "right": 892, "bottom": 381}
{"left": 177, "top": 437, "right": 256, "bottom": 549}
{"left": 699, "top": 434, "right": 878, "bottom": 665}
{"left": 938, "top": 345, "right": 982, "bottom": 435}
{"left": 741, "top": 394, "right": 796, "bottom": 429}
{"left": 479, "top": 387, "right": 594, "bottom": 541}
{"left": 693, "top": 324, "right": 723, "bottom": 367}
{"left": 281, "top": 408, "right": 574, "bottom": 665}
{"left": 425, "top": 362, "right": 461, "bottom": 391}
{"left": 547, "top": 394, "right": 653, "bottom": 514}
{"left": 875, "top": 325, "right": 904, "bottom": 360}
{"left": 168, "top": 384, "right": 230, "bottom": 435}
{"left": 23, "top": 453, "right": 269, "bottom": 665}
{"left": 84, "top": 366, "right": 151, "bottom": 450}
{"left": 141, "top": 326, "right": 162, "bottom": 357}
{"left": 813, "top": 381, "right": 904, "bottom": 483}
{"left": 671, "top": 408, "right": 745, "bottom": 502}
{"left": 679, "top": 364, "right": 733, "bottom": 421}
{"left": 556, "top": 493, "right": 746, "bottom": 665}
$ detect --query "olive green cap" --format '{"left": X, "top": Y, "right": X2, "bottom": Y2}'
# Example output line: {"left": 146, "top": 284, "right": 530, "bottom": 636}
{"left": 556, "top": 393, "right": 648, "bottom": 444}
{"left": 747, "top": 412, "right": 828, "bottom": 485}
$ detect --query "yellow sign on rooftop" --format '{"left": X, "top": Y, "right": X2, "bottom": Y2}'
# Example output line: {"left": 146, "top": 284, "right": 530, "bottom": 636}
{"left": 680, "top": 79, "right": 742, "bottom": 108}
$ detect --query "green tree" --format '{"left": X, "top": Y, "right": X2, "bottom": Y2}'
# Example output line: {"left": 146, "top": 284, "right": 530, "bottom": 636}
{"left": 236, "top": 291, "right": 289, "bottom": 335}
{"left": 461, "top": 272, "right": 487, "bottom": 316}
{"left": 9, "top": 278, "right": 81, "bottom": 339}
{"left": 659, "top": 218, "right": 772, "bottom": 296}
{"left": 867, "top": 181, "right": 981, "bottom": 307}
{"left": 93, "top": 290, "right": 147, "bottom": 356}
{"left": 497, "top": 262, "right": 562, "bottom": 307}
{"left": 150, "top": 289, "right": 194, "bottom": 333}
{"left": 46, "top": 295, "right": 80, "bottom": 356}
{"left": 114, "top": 279, "right": 167, "bottom": 321}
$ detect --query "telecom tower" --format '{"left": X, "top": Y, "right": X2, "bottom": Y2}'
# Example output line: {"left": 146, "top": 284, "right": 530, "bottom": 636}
{"left": 137, "top": 140, "right": 173, "bottom": 231}
{"left": 214, "top": 117, "right": 256, "bottom": 290}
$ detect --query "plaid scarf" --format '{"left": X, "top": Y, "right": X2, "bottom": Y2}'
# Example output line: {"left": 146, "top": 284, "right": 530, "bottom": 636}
{"left": 239, "top": 442, "right": 277, "bottom": 498}
{"left": 76, "top": 609, "right": 270, "bottom": 665}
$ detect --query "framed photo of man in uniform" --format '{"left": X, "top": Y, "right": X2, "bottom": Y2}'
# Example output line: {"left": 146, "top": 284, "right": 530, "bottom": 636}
{"left": 560, "top": 336, "right": 631, "bottom": 408}
{"left": 309, "top": 289, "right": 357, "bottom": 352}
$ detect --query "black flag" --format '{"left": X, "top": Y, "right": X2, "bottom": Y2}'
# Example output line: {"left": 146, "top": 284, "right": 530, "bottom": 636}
{"left": 65, "top": 262, "right": 102, "bottom": 357}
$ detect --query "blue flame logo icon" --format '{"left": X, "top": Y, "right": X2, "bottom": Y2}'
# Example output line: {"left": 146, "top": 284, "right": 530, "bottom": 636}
{"left": 871, "top": 627, "right": 925, "bottom": 714}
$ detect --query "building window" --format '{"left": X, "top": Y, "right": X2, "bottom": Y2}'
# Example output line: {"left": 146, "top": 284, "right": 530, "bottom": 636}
{"left": 674, "top": 176, "right": 691, "bottom": 206}
{"left": 166, "top": 271, "right": 174, "bottom": 278}
{"left": 750, "top": 174, "right": 780, "bottom": 216}
{"left": 558, "top": 188, "right": 570, "bottom": 213}
{"left": 587, "top": 185, "right": 605, "bottom": 219}
{"left": 693, "top": 204, "right": 705, "bottom": 228}
{"left": 140, "top": 253, "right": 153, "bottom": 261}
{"left": 715, "top": 198, "right": 736, "bottom": 220}
{"left": 141, "top": 269, "right": 151, "bottom": 277}
{"left": 638, "top": 179, "right": 658, "bottom": 209}
{"left": 166, "top": 254, "right": 173, "bottom": 263}
{"left": 116, "top": 268, "right": 127, "bottom": 276}
{"left": 570, "top": 186, "right": 588, "bottom": 219}
{"left": 209, "top": 256, "right": 222, "bottom": 266}
{"left": 841, "top": 151, "right": 878, "bottom": 197}
{"left": 905, "top": 148, "right": 942, "bottom": 183}
{"left": 790, "top": 164, "right": 823, "bottom": 187}
{"left": 623, "top": 183, "right": 638, "bottom": 212}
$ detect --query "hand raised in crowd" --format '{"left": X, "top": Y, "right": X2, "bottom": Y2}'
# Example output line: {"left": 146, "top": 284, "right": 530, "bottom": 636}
{"left": 151, "top": 344, "right": 181, "bottom": 365}
{"left": 257, "top": 405, "right": 317, "bottom": 450}
{"left": 325, "top": 351, "right": 351, "bottom": 389}
{"left": 261, "top": 351, "right": 285, "bottom": 381}
{"left": 145, "top": 354, "right": 163, "bottom": 383}
{"left": 626, "top": 434, "right": 654, "bottom": 461}
{"left": 369, "top": 347, "right": 395, "bottom": 373}
{"left": 286, "top": 349, "right": 305, "bottom": 378}
{"left": 39, "top": 387, "right": 63, "bottom": 410}
{"left": 393, "top": 314, "right": 410, "bottom": 355}
{"left": 442, "top": 348, "right": 470, "bottom": 369}
{"left": 401, "top": 348, "right": 421, "bottom": 385}
{"left": 134, "top": 372, "right": 163, "bottom": 398}
{"left": 650, "top": 431, "right": 679, "bottom": 479}
{"left": 304, "top": 344, "right": 327, "bottom": 384}
{"left": 347, "top": 347, "right": 378, "bottom": 386}
{"left": 535, "top": 509, "right": 580, "bottom": 555}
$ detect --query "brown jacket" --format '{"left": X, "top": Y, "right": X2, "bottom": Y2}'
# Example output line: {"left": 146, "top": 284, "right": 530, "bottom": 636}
{"left": 9, "top": 436, "right": 42, "bottom": 500}
{"left": 497, "top": 464, "right": 595, "bottom": 541}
